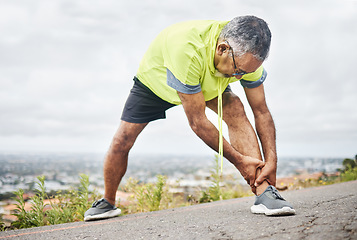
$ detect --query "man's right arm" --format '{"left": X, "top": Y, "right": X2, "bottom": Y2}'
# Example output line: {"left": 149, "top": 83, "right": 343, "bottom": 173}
{"left": 178, "top": 91, "right": 264, "bottom": 187}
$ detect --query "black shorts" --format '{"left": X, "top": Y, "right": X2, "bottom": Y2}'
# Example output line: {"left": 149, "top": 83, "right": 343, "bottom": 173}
{"left": 121, "top": 77, "right": 177, "bottom": 123}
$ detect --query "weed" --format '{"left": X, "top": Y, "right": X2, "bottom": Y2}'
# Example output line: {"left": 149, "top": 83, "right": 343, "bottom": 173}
{"left": 341, "top": 167, "right": 357, "bottom": 182}
{"left": 199, "top": 155, "right": 251, "bottom": 203}
{"left": 11, "top": 176, "right": 48, "bottom": 229}
{"left": 123, "top": 175, "right": 173, "bottom": 213}
{"left": 10, "top": 174, "right": 99, "bottom": 229}
{"left": 30, "top": 176, "right": 47, "bottom": 226}
{"left": 5, "top": 154, "right": 356, "bottom": 231}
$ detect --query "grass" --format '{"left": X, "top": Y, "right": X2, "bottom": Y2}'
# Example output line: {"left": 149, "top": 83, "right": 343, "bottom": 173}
{"left": 122, "top": 175, "right": 174, "bottom": 213}
{"left": 5, "top": 174, "right": 100, "bottom": 230}
{"left": 199, "top": 155, "right": 251, "bottom": 203}
{"left": 1, "top": 155, "right": 356, "bottom": 231}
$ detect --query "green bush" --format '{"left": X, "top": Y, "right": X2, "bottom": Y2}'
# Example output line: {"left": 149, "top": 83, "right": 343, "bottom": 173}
{"left": 199, "top": 155, "right": 223, "bottom": 203}
{"left": 123, "top": 175, "right": 173, "bottom": 213}
{"left": 0, "top": 221, "right": 5, "bottom": 231}
{"left": 340, "top": 167, "right": 357, "bottom": 182}
{"left": 46, "top": 174, "right": 95, "bottom": 224}
{"left": 342, "top": 158, "right": 357, "bottom": 171}
{"left": 199, "top": 155, "right": 251, "bottom": 203}
{"left": 11, "top": 176, "right": 48, "bottom": 229}
{"left": 10, "top": 174, "right": 99, "bottom": 229}
{"left": 339, "top": 155, "right": 357, "bottom": 182}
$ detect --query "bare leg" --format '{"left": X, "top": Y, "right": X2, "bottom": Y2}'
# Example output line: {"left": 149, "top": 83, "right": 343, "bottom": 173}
{"left": 103, "top": 121, "right": 148, "bottom": 205}
{"left": 206, "top": 92, "right": 269, "bottom": 195}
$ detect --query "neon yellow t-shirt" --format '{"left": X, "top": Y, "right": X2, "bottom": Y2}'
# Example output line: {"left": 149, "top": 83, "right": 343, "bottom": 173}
{"left": 137, "top": 20, "right": 264, "bottom": 105}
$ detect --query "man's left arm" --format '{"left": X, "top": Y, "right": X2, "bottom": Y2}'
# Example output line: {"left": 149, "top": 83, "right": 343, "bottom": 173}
{"left": 244, "top": 84, "right": 277, "bottom": 187}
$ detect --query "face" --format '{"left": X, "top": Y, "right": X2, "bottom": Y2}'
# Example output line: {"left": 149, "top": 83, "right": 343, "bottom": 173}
{"left": 214, "top": 41, "right": 263, "bottom": 79}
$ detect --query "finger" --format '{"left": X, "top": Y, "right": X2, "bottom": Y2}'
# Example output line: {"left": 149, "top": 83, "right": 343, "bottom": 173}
{"left": 257, "top": 161, "right": 265, "bottom": 168}
{"left": 254, "top": 171, "right": 266, "bottom": 187}
{"left": 245, "top": 176, "right": 254, "bottom": 187}
{"left": 253, "top": 166, "right": 262, "bottom": 186}
{"left": 250, "top": 170, "right": 258, "bottom": 188}
{"left": 250, "top": 185, "right": 256, "bottom": 194}
{"left": 254, "top": 178, "right": 262, "bottom": 187}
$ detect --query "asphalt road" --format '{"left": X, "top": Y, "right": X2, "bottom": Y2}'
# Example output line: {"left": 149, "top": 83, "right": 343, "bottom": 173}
{"left": 1, "top": 180, "right": 356, "bottom": 240}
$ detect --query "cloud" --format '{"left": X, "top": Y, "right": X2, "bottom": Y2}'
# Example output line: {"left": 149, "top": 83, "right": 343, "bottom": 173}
{"left": 0, "top": 0, "right": 356, "bottom": 157}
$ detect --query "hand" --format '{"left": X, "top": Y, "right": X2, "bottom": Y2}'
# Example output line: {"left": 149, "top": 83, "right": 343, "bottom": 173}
{"left": 254, "top": 162, "right": 277, "bottom": 187}
{"left": 237, "top": 156, "right": 265, "bottom": 188}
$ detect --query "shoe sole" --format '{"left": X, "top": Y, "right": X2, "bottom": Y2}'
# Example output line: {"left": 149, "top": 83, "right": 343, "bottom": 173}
{"left": 84, "top": 208, "right": 122, "bottom": 221}
{"left": 251, "top": 204, "right": 296, "bottom": 216}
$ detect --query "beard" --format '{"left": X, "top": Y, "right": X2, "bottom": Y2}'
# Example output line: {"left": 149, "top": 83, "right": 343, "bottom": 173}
{"left": 214, "top": 70, "right": 231, "bottom": 78}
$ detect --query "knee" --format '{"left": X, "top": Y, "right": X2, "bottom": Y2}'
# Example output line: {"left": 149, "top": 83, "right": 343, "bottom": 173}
{"left": 110, "top": 134, "right": 134, "bottom": 154}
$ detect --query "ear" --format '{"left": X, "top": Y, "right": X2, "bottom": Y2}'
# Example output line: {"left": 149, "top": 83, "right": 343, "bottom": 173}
{"left": 216, "top": 41, "right": 230, "bottom": 56}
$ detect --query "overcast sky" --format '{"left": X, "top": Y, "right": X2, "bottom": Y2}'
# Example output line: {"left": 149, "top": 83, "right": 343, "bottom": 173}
{"left": 0, "top": 0, "right": 356, "bottom": 158}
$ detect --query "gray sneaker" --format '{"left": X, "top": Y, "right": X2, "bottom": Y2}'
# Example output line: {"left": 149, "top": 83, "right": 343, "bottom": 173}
{"left": 84, "top": 198, "right": 121, "bottom": 221}
{"left": 251, "top": 185, "right": 296, "bottom": 216}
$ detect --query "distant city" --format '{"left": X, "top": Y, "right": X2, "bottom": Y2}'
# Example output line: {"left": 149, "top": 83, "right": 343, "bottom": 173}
{"left": 0, "top": 152, "right": 346, "bottom": 226}
{"left": 0, "top": 152, "right": 344, "bottom": 195}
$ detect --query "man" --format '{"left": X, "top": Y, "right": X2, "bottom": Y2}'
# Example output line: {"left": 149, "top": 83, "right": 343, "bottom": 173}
{"left": 84, "top": 15, "right": 295, "bottom": 221}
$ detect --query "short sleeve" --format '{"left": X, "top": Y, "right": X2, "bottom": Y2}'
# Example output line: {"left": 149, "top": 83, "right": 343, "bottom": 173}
{"left": 240, "top": 67, "right": 267, "bottom": 89}
{"left": 167, "top": 68, "right": 201, "bottom": 94}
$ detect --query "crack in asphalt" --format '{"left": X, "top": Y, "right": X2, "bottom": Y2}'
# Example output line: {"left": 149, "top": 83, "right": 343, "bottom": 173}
{"left": 314, "top": 194, "right": 354, "bottom": 206}
{"left": 297, "top": 193, "right": 356, "bottom": 239}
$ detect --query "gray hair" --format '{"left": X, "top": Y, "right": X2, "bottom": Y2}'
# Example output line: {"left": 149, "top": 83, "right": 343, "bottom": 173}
{"left": 219, "top": 15, "right": 272, "bottom": 61}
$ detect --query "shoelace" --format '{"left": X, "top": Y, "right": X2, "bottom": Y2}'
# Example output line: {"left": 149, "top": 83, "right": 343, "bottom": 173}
{"left": 271, "top": 188, "right": 285, "bottom": 200}
{"left": 92, "top": 198, "right": 105, "bottom": 207}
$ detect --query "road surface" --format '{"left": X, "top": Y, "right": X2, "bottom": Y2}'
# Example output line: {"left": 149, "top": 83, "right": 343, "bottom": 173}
{"left": 1, "top": 180, "right": 356, "bottom": 239}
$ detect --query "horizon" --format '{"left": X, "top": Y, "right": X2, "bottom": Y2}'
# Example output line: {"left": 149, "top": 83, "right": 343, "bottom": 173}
{"left": 0, "top": 0, "right": 356, "bottom": 157}
{"left": 0, "top": 150, "right": 350, "bottom": 161}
